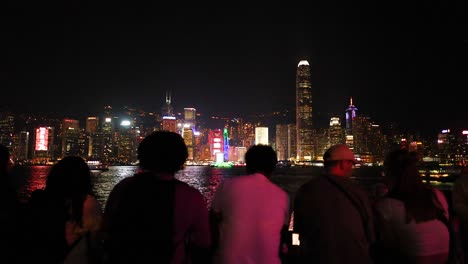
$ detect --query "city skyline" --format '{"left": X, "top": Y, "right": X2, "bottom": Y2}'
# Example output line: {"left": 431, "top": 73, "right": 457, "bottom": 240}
{"left": 1, "top": 3, "right": 466, "bottom": 136}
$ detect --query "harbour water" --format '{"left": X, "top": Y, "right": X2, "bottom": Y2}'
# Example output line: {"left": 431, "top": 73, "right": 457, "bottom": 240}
{"left": 9, "top": 165, "right": 454, "bottom": 210}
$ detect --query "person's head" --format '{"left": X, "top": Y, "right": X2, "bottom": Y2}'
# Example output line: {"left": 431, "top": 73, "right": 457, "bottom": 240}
{"left": 245, "top": 144, "right": 277, "bottom": 177}
{"left": 323, "top": 144, "right": 357, "bottom": 177}
{"left": 45, "top": 156, "right": 92, "bottom": 197}
{"left": 137, "top": 130, "right": 188, "bottom": 174}
{"left": 383, "top": 148, "right": 422, "bottom": 193}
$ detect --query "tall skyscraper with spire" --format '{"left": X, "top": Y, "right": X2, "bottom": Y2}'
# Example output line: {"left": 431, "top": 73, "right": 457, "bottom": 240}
{"left": 345, "top": 97, "right": 358, "bottom": 136}
{"left": 345, "top": 97, "right": 358, "bottom": 149}
{"left": 296, "top": 60, "right": 313, "bottom": 161}
{"left": 161, "top": 90, "right": 174, "bottom": 117}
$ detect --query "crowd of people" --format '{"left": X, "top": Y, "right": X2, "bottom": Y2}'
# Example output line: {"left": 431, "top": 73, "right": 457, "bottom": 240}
{"left": 1, "top": 131, "right": 468, "bottom": 264}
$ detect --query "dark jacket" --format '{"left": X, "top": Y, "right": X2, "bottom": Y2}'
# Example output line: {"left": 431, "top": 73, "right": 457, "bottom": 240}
{"left": 293, "top": 174, "right": 376, "bottom": 264}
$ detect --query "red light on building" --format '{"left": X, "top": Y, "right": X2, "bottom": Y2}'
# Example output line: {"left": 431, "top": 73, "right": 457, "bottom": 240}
{"left": 35, "top": 127, "right": 49, "bottom": 151}
{"left": 208, "top": 129, "right": 224, "bottom": 160}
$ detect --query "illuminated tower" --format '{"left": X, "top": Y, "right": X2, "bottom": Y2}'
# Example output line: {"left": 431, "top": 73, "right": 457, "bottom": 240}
{"left": 329, "top": 117, "right": 344, "bottom": 147}
{"left": 86, "top": 117, "right": 99, "bottom": 134}
{"left": 102, "top": 106, "right": 115, "bottom": 162}
{"left": 345, "top": 97, "right": 358, "bottom": 149}
{"left": 223, "top": 127, "right": 229, "bottom": 161}
{"left": 296, "top": 60, "right": 313, "bottom": 161}
{"left": 161, "top": 90, "right": 174, "bottom": 117}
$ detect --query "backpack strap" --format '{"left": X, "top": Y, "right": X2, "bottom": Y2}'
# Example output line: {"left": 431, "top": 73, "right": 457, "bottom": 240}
{"left": 323, "top": 175, "right": 372, "bottom": 243}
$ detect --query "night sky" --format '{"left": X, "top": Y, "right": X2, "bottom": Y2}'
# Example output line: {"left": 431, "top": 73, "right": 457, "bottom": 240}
{"left": 1, "top": 2, "right": 466, "bottom": 135}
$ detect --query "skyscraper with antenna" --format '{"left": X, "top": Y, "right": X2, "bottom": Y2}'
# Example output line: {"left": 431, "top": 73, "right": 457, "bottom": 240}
{"left": 161, "top": 90, "right": 174, "bottom": 117}
{"left": 345, "top": 97, "right": 358, "bottom": 136}
{"left": 345, "top": 97, "right": 358, "bottom": 149}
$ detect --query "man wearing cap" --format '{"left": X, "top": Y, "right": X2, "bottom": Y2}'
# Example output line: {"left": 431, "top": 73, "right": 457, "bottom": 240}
{"left": 293, "top": 144, "right": 376, "bottom": 263}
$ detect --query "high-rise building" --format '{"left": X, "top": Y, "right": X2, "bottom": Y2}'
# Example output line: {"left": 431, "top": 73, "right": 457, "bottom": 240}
{"left": 329, "top": 117, "right": 344, "bottom": 147}
{"left": 0, "top": 114, "right": 15, "bottom": 152}
{"left": 101, "top": 111, "right": 115, "bottom": 162}
{"left": 162, "top": 116, "right": 177, "bottom": 133}
{"left": 33, "top": 127, "right": 55, "bottom": 163}
{"left": 296, "top": 60, "right": 313, "bottom": 161}
{"left": 255, "top": 127, "right": 269, "bottom": 145}
{"left": 184, "top": 108, "right": 196, "bottom": 127}
{"left": 161, "top": 90, "right": 174, "bottom": 117}
{"left": 183, "top": 127, "right": 194, "bottom": 160}
{"left": 14, "top": 131, "right": 29, "bottom": 161}
{"left": 117, "top": 119, "right": 138, "bottom": 164}
{"left": 276, "top": 124, "right": 296, "bottom": 160}
{"left": 86, "top": 117, "right": 99, "bottom": 134}
{"left": 61, "top": 118, "right": 81, "bottom": 157}
{"left": 345, "top": 97, "right": 358, "bottom": 149}
{"left": 208, "top": 129, "right": 224, "bottom": 161}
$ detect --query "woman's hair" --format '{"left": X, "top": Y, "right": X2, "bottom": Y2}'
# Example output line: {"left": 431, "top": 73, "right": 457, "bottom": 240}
{"left": 45, "top": 156, "right": 93, "bottom": 223}
{"left": 384, "top": 149, "right": 444, "bottom": 223}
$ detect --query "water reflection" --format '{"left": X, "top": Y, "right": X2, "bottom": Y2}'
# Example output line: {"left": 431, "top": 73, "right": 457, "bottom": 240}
{"left": 13, "top": 165, "right": 452, "bottom": 211}
{"left": 11, "top": 165, "right": 50, "bottom": 203}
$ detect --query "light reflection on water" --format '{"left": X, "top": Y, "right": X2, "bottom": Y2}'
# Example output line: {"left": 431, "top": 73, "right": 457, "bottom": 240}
{"left": 12, "top": 165, "right": 453, "bottom": 211}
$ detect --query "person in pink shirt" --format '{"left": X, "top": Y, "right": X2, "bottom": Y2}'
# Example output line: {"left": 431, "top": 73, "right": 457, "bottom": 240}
{"left": 211, "top": 144, "right": 291, "bottom": 264}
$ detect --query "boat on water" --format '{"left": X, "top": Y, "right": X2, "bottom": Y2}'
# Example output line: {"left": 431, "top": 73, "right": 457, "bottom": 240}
{"left": 86, "top": 160, "right": 109, "bottom": 171}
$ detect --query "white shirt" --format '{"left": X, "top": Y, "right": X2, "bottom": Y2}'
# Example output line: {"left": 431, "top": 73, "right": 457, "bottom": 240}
{"left": 375, "top": 188, "right": 450, "bottom": 256}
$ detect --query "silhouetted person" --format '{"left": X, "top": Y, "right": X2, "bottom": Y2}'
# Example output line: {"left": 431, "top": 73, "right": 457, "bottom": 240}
{"left": 0, "top": 144, "right": 20, "bottom": 263}
{"left": 452, "top": 166, "right": 468, "bottom": 262}
{"left": 22, "top": 156, "right": 103, "bottom": 264}
{"left": 210, "top": 144, "right": 290, "bottom": 264}
{"left": 293, "top": 144, "right": 375, "bottom": 264}
{"left": 374, "top": 149, "right": 450, "bottom": 263}
{"left": 103, "top": 131, "right": 211, "bottom": 264}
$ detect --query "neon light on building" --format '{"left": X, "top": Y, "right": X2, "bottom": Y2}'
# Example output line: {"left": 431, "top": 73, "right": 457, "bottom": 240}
{"left": 35, "top": 127, "right": 49, "bottom": 151}
{"left": 223, "top": 128, "right": 229, "bottom": 161}
{"left": 209, "top": 129, "right": 224, "bottom": 161}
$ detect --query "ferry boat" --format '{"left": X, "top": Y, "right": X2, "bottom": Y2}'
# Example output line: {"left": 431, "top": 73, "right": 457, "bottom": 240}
{"left": 418, "top": 162, "right": 462, "bottom": 182}
{"left": 86, "top": 160, "right": 109, "bottom": 171}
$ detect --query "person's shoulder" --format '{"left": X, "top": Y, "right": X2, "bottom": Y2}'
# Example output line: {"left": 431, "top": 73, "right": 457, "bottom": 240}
{"left": 107, "top": 175, "right": 137, "bottom": 197}
{"left": 454, "top": 174, "right": 468, "bottom": 185}
{"left": 116, "top": 175, "right": 137, "bottom": 187}
{"left": 175, "top": 179, "right": 204, "bottom": 197}
{"left": 295, "top": 177, "right": 321, "bottom": 197}
{"left": 84, "top": 194, "right": 102, "bottom": 208}
{"left": 431, "top": 187, "right": 448, "bottom": 203}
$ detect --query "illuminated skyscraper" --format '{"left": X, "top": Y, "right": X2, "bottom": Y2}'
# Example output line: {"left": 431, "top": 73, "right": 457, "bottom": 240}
{"left": 329, "top": 117, "right": 344, "bottom": 147}
{"left": 345, "top": 97, "right": 358, "bottom": 149}
{"left": 255, "top": 127, "right": 269, "bottom": 145}
{"left": 102, "top": 107, "right": 115, "bottom": 162}
{"left": 345, "top": 97, "right": 357, "bottom": 135}
{"left": 276, "top": 124, "right": 296, "bottom": 160}
{"left": 162, "top": 116, "right": 177, "bottom": 133}
{"left": 161, "top": 90, "right": 174, "bottom": 117}
{"left": 184, "top": 108, "right": 196, "bottom": 123}
{"left": 296, "top": 60, "right": 313, "bottom": 161}
{"left": 86, "top": 117, "right": 99, "bottom": 134}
